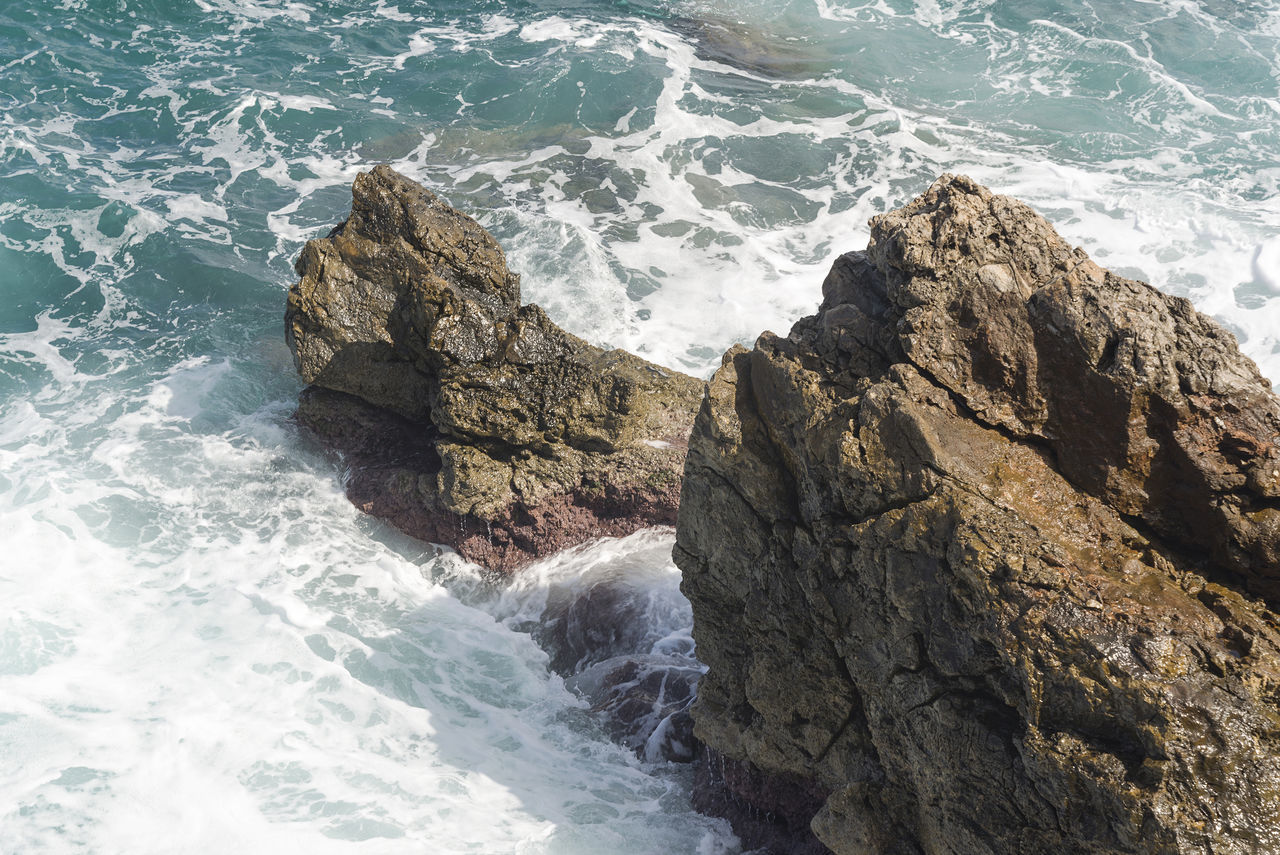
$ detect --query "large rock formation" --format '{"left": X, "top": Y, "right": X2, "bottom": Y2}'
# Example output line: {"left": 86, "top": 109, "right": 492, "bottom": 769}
{"left": 286, "top": 165, "right": 702, "bottom": 572}
{"left": 675, "top": 175, "right": 1280, "bottom": 854}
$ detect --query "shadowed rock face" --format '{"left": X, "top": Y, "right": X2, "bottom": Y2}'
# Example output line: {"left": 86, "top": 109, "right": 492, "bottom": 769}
{"left": 675, "top": 175, "right": 1280, "bottom": 855}
{"left": 286, "top": 165, "right": 703, "bottom": 572}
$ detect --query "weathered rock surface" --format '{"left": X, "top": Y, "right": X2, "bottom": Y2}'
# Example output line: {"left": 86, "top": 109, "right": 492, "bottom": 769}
{"left": 286, "top": 165, "right": 702, "bottom": 572}
{"left": 675, "top": 175, "right": 1280, "bottom": 854}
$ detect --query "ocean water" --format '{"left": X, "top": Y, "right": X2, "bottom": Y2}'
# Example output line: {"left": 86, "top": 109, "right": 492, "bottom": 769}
{"left": 1, "top": 0, "right": 1278, "bottom": 852}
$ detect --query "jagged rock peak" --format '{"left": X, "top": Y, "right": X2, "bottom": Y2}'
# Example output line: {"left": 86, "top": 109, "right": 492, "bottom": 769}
{"left": 287, "top": 164, "right": 520, "bottom": 422}
{"left": 867, "top": 174, "right": 1280, "bottom": 602}
{"left": 286, "top": 165, "right": 703, "bottom": 572}
{"left": 675, "top": 174, "right": 1280, "bottom": 855}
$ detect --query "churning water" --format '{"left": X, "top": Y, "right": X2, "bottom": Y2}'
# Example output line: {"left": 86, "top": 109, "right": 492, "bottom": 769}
{"left": 2, "top": 0, "right": 1278, "bottom": 851}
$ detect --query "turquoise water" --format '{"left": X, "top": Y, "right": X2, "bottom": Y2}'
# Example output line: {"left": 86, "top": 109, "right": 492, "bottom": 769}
{"left": 1, "top": 1, "right": 1278, "bottom": 852}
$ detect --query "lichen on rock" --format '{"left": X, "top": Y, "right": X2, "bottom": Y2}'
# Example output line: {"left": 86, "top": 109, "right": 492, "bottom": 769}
{"left": 675, "top": 175, "right": 1280, "bottom": 854}
{"left": 286, "top": 165, "right": 703, "bottom": 572}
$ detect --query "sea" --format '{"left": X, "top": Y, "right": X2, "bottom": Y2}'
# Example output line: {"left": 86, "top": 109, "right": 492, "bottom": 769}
{"left": 1, "top": 0, "right": 1278, "bottom": 852}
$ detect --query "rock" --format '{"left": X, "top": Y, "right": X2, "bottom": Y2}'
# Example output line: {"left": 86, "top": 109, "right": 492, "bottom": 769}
{"left": 528, "top": 562, "right": 703, "bottom": 763}
{"left": 692, "top": 748, "right": 833, "bottom": 855}
{"left": 286, "top": 165, "right": 703, "bottom": 572}
{"left": 667, "top": 15, "right": 831, "bottom": 80}
{"left": 534, "top": 577, "right": 670, "bottom": 675}
{"left": 567, "top": 655, "right": 701, "bottom": 762}
{"left": 675, "top": 175, "right": 1280, "bottom": 854}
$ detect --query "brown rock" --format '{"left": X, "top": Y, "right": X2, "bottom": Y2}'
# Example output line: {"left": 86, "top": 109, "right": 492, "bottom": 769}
{"left": 287, "top": 166, "right": 702, "bottom": 572}
{"left": 675, "top": 175, "right": 1280, "bottom": 854}
{"left": 869, "top": 176, "right": 1280, "bottom": 600}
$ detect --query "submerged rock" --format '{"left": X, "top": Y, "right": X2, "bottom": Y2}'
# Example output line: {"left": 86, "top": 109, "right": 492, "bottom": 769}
{"left": 675, "top": 175, "right": 1280, "bottom": 854}
{"left": 490, "top": 537, "right": 704, "bottom": 764}
{"left": 667, "top": 15, "right": 831, "bottom": 80}
{"left": 531, "top": 561, "right": 702, "bottom": 763}
{"left": 567, "top": 654, "right": 701, "bottom": 763}
{"left": 286, "top": 165, "right": 702, "bottom": 572}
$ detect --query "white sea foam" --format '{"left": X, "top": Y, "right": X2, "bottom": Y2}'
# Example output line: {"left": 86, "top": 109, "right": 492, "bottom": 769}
{"left": 193, "top": 0, "right": 313, "bottom": 30}
{"left": 480, "top": 529, "right": 693, "bottom": 651}
{"left": 405, "top": 4, "right": 1278, "bottom": 381}
{"left": 0, "top": 352, "right": 736, "bottom": 852}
